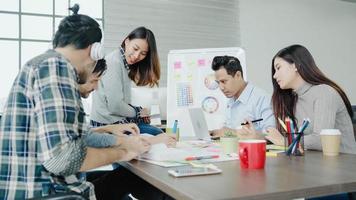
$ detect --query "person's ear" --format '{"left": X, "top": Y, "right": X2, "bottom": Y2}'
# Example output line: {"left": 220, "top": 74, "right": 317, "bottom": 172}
{"left": 124, "top": 38, "right": 130, "bottom": 47}
{"left": 234, "top": 71, "right": 242, "bottom": 79}
{"left": 292, "top": 63, "right": 298, "bottom": 72}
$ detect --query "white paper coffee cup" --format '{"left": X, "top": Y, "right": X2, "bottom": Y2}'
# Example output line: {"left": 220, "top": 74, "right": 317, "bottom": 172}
{"left": 320, "top": 129, "right": 341, "bottom": 156}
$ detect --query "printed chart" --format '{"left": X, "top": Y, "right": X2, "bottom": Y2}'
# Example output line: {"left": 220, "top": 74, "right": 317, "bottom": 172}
{"left": 167, "top": 47, "right": 247, "bottom": 136}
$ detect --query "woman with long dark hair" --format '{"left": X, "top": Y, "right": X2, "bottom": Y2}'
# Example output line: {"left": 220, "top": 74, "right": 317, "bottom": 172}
{"left": 90, "top": 27, "right": 174, "bottom": 143}
{"left": 265, "top": 44, "right": 356, "bottom": 154}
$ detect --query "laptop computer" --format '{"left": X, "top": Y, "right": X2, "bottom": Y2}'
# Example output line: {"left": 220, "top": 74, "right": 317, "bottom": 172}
{"left": 188, "top": 108, "right": 211, "bottom": 140}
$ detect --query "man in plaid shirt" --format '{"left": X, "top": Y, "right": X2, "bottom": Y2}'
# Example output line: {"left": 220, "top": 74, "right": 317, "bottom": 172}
{"left": 0, "top": 12, "right": 162, "bottom": 200}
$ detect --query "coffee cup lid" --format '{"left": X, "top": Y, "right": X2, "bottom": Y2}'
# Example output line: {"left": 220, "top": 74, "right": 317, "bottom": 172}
{"left": 239, "top": 139, "right": 266, "bottom": 143}
{"left": 320, "top": 129, "right": 341, "bottom": 135}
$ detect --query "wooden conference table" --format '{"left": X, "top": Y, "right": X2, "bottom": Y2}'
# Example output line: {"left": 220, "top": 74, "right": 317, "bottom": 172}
{"left": 121, "top": 151, "right": 356, "bottom": 200}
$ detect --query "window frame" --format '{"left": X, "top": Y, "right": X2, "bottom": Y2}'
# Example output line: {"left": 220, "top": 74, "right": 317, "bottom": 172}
{"left": 0, "top": 0, "right": 104, "bottom": 69}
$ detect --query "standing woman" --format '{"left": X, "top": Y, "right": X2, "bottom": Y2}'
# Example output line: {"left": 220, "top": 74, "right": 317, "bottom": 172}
{"left": 90, "top": 26, "right": 163, "bottom": 135}
{"left": 265, "top": 44, "right": 356, "bottom": 154}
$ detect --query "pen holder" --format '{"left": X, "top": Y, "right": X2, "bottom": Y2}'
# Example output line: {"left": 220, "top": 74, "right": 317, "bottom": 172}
{"left": 283, "top": 131, "right": 304, "bottom": 156}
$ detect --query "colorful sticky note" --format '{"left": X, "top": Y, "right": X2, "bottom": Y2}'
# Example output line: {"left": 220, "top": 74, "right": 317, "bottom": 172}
{"left": 174, "top": 74, "right": 181, "bottom": 81}
{"left": 187, "top": 60, "right": 195, "bottom": 67}
{"left": 198, "top": 59, "right": 206, "bottom": 67}
{"left": 187, "top": 74, "right": 193, "bottom": 81}
{"left": 174, "top": 61, "right": 182, "bottom": 69}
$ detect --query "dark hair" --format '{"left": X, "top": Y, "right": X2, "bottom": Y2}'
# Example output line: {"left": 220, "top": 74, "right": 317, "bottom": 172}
{"left": 271, "top": 44, "right": 353, "bottom": 131}
{"left": 92, "top": 59, "right": 107, "bottom": 77}
{"left": 53, "top": 6, "right": 102, "bottom": 49}
{"left": 211, "top": 55, "right": 243, "bottom": 78}
{"left": 121, "top": 26, "right": 160, "bottom": 87}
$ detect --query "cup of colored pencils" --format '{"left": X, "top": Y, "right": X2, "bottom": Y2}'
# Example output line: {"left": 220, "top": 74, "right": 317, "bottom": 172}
{"left": 278, "top": 117, "right": 310, "bottom": 156}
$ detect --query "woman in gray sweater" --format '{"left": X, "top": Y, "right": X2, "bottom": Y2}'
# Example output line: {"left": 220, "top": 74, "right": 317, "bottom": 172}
{"left": 90, "top": 27, "right": 164, "bottom": 136}
{"left": 265, "top": 44, "right": 356, "bottom": 154}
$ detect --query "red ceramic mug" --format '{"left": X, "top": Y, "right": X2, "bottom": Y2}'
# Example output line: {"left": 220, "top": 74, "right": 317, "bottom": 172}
{"left": 239, "top": 140, "right": 266, "bottom": 169}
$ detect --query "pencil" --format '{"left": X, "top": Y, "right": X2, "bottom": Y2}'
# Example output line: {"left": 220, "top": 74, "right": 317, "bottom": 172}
{"left": 277, "top": 117, "right": 288, "bottom": 132}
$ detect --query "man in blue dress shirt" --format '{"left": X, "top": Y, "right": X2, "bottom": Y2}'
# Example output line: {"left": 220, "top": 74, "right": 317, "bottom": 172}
{"left": 209, "top": 56, "right": 275, "bottom": 139}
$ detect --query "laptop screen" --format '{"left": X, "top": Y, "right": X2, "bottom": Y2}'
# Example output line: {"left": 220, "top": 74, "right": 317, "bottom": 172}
{"left": 188, "top": 108, "right": 211, "bottom": 140}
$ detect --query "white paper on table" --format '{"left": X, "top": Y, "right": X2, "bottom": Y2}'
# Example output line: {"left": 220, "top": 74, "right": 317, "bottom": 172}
{"left": 139, "top": 142, "right": 238, "bottom": 164}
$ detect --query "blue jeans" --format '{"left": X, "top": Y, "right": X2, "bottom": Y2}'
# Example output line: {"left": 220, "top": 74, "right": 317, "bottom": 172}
{"left": 138, "top": 122, "right": 163, "bottom": 136}
{"left": 90, "top": 120, "right": 163, "bottom": 136}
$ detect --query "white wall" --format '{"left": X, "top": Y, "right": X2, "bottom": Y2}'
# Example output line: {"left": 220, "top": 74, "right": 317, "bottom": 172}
{"left": 103, "top": 0, "right": 356, "bottom": 103}
{"left": 104, "top": 0, "right": 240, "bottom": 86}
{"left": 239, "top": 0, "right": 356, "bottom": 104}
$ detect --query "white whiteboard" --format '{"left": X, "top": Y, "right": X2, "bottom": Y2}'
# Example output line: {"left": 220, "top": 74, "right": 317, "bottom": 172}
{"left": 166, "top": 47, "right": 246, "bottom": 137}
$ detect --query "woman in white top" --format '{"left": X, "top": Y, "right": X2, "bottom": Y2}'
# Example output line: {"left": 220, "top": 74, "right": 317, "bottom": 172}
{"left": 91, "top": 27, "right": 165, "bottom": 136}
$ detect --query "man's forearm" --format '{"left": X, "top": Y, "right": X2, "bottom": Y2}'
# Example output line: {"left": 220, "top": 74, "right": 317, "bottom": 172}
{"left": 79, "top": 147, "right": 127, "bottom": 172}
{"left": 84, "top": 132, "right": 118, "bottom": 148}
{"left": 91, "top": 124, "right": 114, "bottom": 134}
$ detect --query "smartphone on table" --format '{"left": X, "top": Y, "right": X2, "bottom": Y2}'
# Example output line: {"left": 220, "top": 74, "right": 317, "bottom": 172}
{"left": 168, "top": 167, "right": 222, "bottom": 177}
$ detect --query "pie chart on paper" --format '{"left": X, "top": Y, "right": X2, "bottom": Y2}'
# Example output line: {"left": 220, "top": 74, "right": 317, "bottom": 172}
{"left": 204, "top": 74, "right": 219, "bottom": 90}
{"left": 201, "top": 96, "right": 219, "bottom": 114}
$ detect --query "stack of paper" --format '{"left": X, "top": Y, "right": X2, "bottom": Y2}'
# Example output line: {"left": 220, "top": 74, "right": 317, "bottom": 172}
{"left": 138, "top": 141, "right": 239, "bottom": 167}
{"left": 140, "top": 143, "right": 218, "bottom": 161}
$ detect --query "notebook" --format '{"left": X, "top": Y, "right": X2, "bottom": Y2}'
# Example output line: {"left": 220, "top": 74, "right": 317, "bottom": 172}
{"left": 188, "top": 108, "right": 211, "bottom": 141}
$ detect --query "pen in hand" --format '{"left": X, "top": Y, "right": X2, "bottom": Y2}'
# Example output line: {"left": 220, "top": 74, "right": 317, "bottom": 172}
{"left": 241, "top": 118, "right": 263, "bottom": 126}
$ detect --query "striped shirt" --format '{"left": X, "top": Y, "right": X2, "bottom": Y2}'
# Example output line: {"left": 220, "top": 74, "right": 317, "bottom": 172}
{"left": 0, "top": 50, "right": 95, "bottom": 199}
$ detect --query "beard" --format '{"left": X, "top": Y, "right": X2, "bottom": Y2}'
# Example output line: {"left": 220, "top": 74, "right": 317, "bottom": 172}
{"left": 77, "top": 76, "right": 87, "bottom": 84}
{"left": 77, "top": 68, "right": 89, "bottom": 84}
{"left": 77, "top": 62, "right": 96, "bottom": 84}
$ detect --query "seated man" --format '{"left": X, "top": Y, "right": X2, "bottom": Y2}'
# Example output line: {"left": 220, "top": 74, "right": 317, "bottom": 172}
{"left": 0, "top": 10, "right": 170, "bottom": 200}
{"left": 209, "top": 56, "right": 275, "bottom": 139}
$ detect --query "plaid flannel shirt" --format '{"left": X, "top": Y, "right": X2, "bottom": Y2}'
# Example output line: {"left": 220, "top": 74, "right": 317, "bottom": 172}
{"left": 0, "top": 50, "right": 96, "bottom": 199}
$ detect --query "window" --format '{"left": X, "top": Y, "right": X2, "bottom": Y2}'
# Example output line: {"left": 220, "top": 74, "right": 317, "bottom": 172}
{"left": 0, "top": 0, "right": 103, "bottom": 108}
{"left": 0, "top": 41, "right": 18, "bottom": 101}
{"left": 0, "top": 13, "right": 18, "bottom": 38}
{"left": 22, "top": 15, "right": 53, "bottom": 40}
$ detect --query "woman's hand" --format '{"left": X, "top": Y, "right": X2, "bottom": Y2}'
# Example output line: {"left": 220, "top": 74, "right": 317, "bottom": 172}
{"left": 209, "top": 127, "right": 236, "bottom": 139}
{"left": 265, "top": 127, "right": 285, "bottom": 146}
{"left": 117, "top": 135, "right": 151, "bottom": 161}
{"left": 140, "top": 108, "right": 151, "bottom": 124}
{"left": 145, "top": 133, "right": 177, "bottom": 147}
{"left": 140, "top": 108, "right": 150, "bottom": 117}
{"left": 94, "top": 123, "right": 140, "bottom": 136}
{"left": 236, "top": 120, "right": 262, "bottom": 139}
